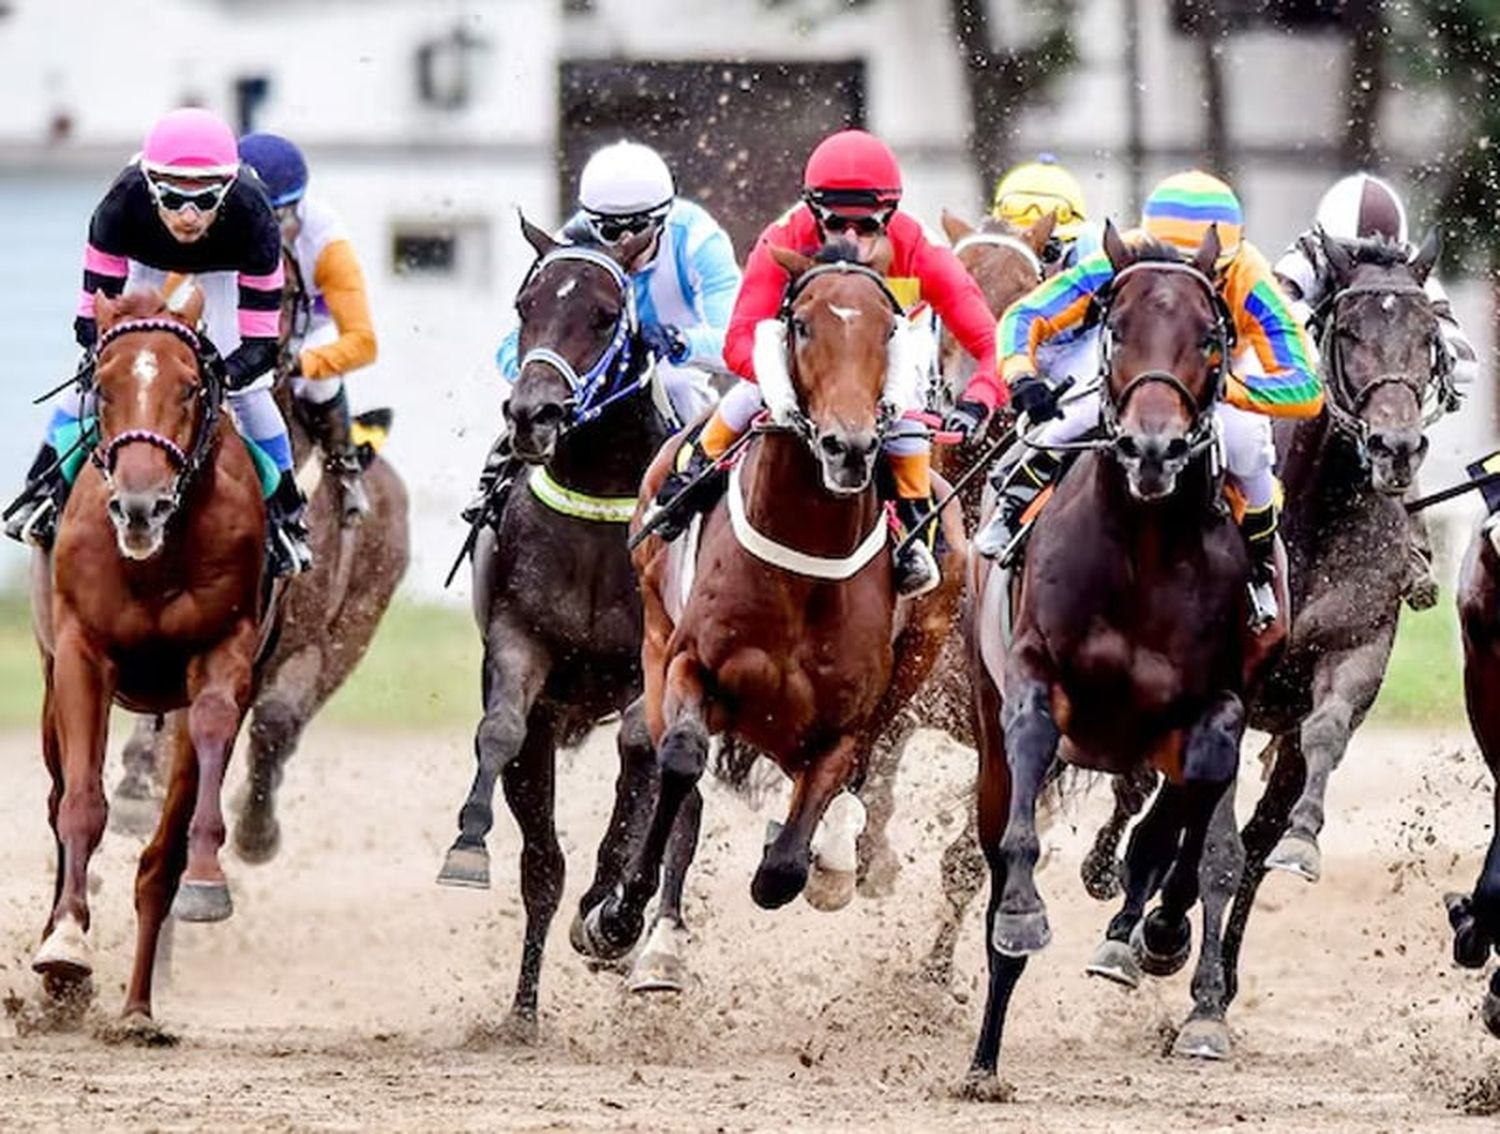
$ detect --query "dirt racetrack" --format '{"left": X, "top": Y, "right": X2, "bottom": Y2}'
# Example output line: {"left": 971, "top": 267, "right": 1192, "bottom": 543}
{"left": 2, "top": 720, "right": 1499, "bottom": 1131}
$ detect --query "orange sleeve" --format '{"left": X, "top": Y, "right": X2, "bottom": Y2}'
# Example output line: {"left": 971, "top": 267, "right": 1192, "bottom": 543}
{"left": 299, "top": 239, "right": 377, "bottom": 379}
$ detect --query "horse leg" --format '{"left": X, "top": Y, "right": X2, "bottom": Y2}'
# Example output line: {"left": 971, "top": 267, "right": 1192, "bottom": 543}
{"left": 1267, "top": 633, "right": 1392, "bottom": 882}
{"left": 854, "top": 712, "right": 916, "bottom": 899}
{"left": 497, "top": 704, "right": 562, "bottom": 1042}
{"left": 1084, "top": 783, "right": 1182, "bottom": 989}
{"left": 1081, "top": 767, "right": 1160, "bottom": 902}
{"left": 628, "top": 786, "right": 702, "bottom": 994}
{"left": 590, "top": 652, "right": 709, "bottom": 958}
{"left": 992, "top": 676, "right": 1061, "bottom": 954}
{"left": 172, "top": 619, "right": 257, "bottom": 923}
{"left": 122, "top": 721, "right": 197, "bottom": 1029}
{"left": 1137, "top": 694, "right": 1245, "bottom": 978}
{"left": 574, "top": 696, "right": 658, "bottom": 927}
{"left": 966, "top": 639, "right": 1027, "bottom": 1092}
{"left": 754, "top": 733, "right": 860, "bottom": 910}
{"left": 1172, "top": 784, "right": 1245, "bottom": 1060}
{"left": 922, "top": 813, "right": 986, "bottom": 987}
{"left": 437, "top": 622, "right": 550, "bottom": 888}
{"left": 34, "top": 630, "right": 114, "bottom": 991}
{"left": 109, "top": 714, "right": 166, "bottom": 837}
{"left": 234, "top": 644, "right": 320, "bottom": 864}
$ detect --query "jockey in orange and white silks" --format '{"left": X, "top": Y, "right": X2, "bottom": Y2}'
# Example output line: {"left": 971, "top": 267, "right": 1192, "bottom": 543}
{"left": 239, "top": 131, "right": 378, "bottom": 522}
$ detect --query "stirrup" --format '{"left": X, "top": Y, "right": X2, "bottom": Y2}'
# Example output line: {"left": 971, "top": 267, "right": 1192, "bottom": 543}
{"left": 1246, "top": 577, "right": 1278, "bottom": 633}
{"left": 270, "top": 523, "right": 313, "bottom": 578}
{"left": 894, "top": 539, "right": 940, "bottom": 598}
{"left": 5, "top": 495, "right": 55, "bottom": 549}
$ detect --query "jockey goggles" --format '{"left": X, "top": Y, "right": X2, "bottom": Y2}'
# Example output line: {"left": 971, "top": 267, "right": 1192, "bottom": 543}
{"left": 147, "top": 174, "right": 234, "bottom": 215}
{"left": 997, "top": 191, "right": 1079, "bottom": 230}
{"left": 812, "top": 204, "right": 891, "bottom": 236}
{"left": 586, "top": 207, "right": 667, "bottom": 244}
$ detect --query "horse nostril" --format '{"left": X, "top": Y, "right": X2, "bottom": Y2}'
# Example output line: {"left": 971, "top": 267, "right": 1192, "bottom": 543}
{"left": 1164, "top": 437, "right": 1190, "bottom": 462}
{"left": 532, "top": 404, "right": 565, "bottom": 428}
{"left": 1116, "top": 435, "right": 1141, "bottom": 461}
{"left": 107, "top": 498, "right": 124, "bottom": 520}
{"left": 152, "top": 498, "right": 174, "bottom": 518}
{"left": 820, "top": 434, "right": 847, "bottom": 459}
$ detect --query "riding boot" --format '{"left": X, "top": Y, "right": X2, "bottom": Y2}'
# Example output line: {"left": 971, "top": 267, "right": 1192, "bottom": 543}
{"left": 1403, "top": 508, "right": 1439, "bottom": 611}
{"left": 974, "top": 449, "right": 1062, "bottom": 562}
{"left": 1239, "top": 501, "right": 1280, "bottom": 632}
{"left": 893, "top": 497, "right": 941, "bottom": 599}
{"left": 300, "top": 387, "right": 370, "bottom": 526}
{"left": 3, "top": 441, "right": 64, "bottom": 549}
{"left": 266, "top": 470, "right": 314, "bottom": 578}
{"left": 460, "top": 430, "right": 523, "bottom": 528}
{"left": 650, "top": 426, "right": 728, "bottom": 543}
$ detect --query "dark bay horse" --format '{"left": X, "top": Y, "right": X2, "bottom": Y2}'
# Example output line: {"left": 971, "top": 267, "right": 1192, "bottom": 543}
{"left": 433, "top": 217, "right": 674, "bottom": 1038}
{"left": 29, "top": 287, "right": 272, "bottom": 1033}
{"left": 964, "top": 224, "right": 1272, "bottom": 1090}
{"left": 574, "top": 241, "right": 967, "bottom": 981}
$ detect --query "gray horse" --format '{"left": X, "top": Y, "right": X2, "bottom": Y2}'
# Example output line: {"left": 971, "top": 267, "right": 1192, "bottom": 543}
{"left": 434, "top": 218, "right": 680, "bottom": 1037}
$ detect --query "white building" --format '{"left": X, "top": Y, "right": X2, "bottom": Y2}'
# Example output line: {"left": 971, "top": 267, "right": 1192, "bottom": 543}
{"left": 0, "top": 0, "right": 1485, "bottom": 595}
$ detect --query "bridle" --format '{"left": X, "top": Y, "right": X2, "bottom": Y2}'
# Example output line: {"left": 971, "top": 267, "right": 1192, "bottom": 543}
{"left": 514, "top": 246, "right": 646, "bottom": 430}
{"left": 952, "top": 231, "right": 1043, "bottom": 282}
{"left": 88, "top": 317, "right": 222, "bottom": 514}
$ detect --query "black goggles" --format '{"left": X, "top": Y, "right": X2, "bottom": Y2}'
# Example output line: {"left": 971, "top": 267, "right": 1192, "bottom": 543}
{"left": 588, "top": 211, "right": 664, "bottom": 243}
{"left": 148, "top": 177, "right": 232, "bottom": 214}
{"left": 813, "top": 206, "right": 890, "bottom": 237}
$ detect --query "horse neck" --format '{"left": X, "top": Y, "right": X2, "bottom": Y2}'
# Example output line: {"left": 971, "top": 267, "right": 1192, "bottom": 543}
{"left": 1282, "top": 409, "right": 1373, "bottom": 525}
{"left": 1094, "top": 451, "right": 1219, "bottom": 560}
{"left": 741, "top": 432, "right": 881, "bottom": 558}
{"left": 547, "top": 388, "right": 670, "bottom": 497}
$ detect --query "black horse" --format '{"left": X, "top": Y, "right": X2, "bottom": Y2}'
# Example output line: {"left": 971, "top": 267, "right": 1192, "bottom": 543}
{"left": 434, "top": 217, "right": 677, "bottom": 1038}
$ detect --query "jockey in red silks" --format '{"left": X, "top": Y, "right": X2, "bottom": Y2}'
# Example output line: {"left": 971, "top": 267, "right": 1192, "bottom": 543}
{"left": 651, "top": 128, "right": 1004, "bottom": 597}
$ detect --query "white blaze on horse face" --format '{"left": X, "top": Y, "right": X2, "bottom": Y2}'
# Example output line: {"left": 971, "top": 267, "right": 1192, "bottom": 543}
{"left": 828, "top": 303, "right": 861, "bottom": 325}
{"left": 132, "top": 348, "right": 159, "bottom": 413}
{"left": 556, "top": 278, "right": 578, "bottom": 300}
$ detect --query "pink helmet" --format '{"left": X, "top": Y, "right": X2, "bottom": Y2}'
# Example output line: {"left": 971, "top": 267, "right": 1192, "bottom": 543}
{"left": 140, "top": 108, "right": 240, "bottom": 178}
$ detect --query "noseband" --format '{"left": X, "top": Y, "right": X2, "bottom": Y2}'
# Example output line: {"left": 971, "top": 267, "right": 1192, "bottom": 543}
{"left": 515, "top": 246, "right": 644, "bottom": 429}
{"left": 88, "top": 317, "right": 222, "bottom": 510}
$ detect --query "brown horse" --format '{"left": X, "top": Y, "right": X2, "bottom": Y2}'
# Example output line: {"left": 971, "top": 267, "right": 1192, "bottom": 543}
{"left": 964, "top": 224, "right": 1274, "bottom": 1088}
{"left": 575, "top": 240, "right": 966, "bottom": 970}
{"left": 29, "top": 286, "right": 272, "bottom": 1033}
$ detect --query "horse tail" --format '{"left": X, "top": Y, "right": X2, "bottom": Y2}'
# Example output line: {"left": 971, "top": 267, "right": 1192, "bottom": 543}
{"left": 710, "top": 736, "right": 782, "bottom": 806}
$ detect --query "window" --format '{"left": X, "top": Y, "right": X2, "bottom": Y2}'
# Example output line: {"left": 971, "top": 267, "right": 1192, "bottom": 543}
{"left": 390, "top": 218, "right": 491, "bottom": 285}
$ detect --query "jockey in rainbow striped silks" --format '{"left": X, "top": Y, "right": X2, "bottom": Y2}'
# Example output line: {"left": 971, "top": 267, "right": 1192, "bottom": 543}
{"left": 4, "top": 107, "right": 312, "bottom": 575}
{"left": 239, "top": 131, "right": 379, "bottom": 524}
{"left": 976, "top": 170, "right": 1323, "bottom": 630}
{"left": 463, "top": 140, "right": 742, "bottom": 526}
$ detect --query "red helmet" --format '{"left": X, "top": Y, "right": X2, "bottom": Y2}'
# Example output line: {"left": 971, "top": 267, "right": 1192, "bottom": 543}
{"left": 802, "top": 129, "right": 902, "bottom": 215}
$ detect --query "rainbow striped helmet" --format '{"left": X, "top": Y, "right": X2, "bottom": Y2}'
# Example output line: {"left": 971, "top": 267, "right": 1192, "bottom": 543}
{"left": 1141, "top": 170, "right": 1243, "bottom": 265}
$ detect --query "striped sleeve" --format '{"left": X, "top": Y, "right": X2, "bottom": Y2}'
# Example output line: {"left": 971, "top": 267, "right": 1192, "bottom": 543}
{"left": 997, "top": 251, "right": 1115, "bottom": 383}
{"left": 78, "top": 242, "right": 128, "bottom": 320}
{"left": 1224, "top": 245, "right": 1323, "bottom": 417}
{"left": 237, "top": 260, "right": 284, "bottom": 342}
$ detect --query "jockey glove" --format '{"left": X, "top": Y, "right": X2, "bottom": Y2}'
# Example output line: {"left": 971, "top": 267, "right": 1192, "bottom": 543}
{"left": 640, "top": 323, "right": 690, "bottom": 365}
{"left": 1010, "top": 373, "right": 1063, "bottom": 423}
{"left": 943, "top": 399, "right": 989, "bottom": 445}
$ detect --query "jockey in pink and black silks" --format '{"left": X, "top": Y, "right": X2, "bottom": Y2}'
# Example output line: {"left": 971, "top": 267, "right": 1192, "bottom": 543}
{"left": 5, "top": 107, "right": 312, "bottom": 576}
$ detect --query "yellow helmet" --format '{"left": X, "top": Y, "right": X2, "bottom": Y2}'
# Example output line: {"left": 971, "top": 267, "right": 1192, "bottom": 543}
{"left": 992, "top": 155, "right": 1087, "bottom": 240}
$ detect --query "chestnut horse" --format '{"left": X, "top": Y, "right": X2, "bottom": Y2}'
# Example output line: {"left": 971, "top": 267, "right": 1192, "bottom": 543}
{"left": 29, "top": 287, "right": 271, "bottom": 1033}
{"left": 576, "top": 241, "right": 966, "bottom": 974}
{"left": 964, "top": 225, "right": 1276, "bottom": 1089}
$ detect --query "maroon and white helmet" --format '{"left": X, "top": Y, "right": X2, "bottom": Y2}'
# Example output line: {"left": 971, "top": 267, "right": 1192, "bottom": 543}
{"left": 1314, "top": 172, "right": 1408, "bottom": 245}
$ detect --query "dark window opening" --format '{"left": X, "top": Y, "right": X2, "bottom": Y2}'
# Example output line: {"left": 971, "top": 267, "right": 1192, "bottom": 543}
{"left": 392, "top": 232, "right": 457, "bottom": 276}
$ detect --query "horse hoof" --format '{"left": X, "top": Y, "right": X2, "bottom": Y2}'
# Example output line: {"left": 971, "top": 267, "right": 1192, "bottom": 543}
{"left": 1084, "top": 938, "right": 1141, "bottom": 990}
{"left": 1080, "top": 853, "right": 1124, "bottom": 902}
{"left": 32, "top": 915, "right": 93, "bottom": 981}
{"left": 569, "top": 901, "right": 640, "bottom": 962}
{"left": 1172, "top": 1016, "right": 1232, "bottom": 1061}
{"left": 1131, "top": 917, "right": 1191, "bottom": 978}
{"left": 101, "top": 1011, "right": 179, "bottom": 1048}
{"left": 1265, "top": 833, "right": 1322, "bottom": 882}
{"left": 992, "top": 908, "right": 1051, "bottom": 957}
{"left": 751, "top": 859, "right": 808, "bottom": 910}
{"left": 436, "top": 845, "right": 490, "bottom": 889}
{"left": 952, "top": 1069, "right": 1016, "bottom": 1103}
{"left": 628, "top": 921, "right": 689, "bottom": 994}
{"left": 497, "top": 1010, "right": 539, "bottom": 1046}
{"left": 171, "top": 880, "right": 233, "bottom": 923}
{"left": 108, "top": 791, "right": 161, "bottom": 837}
{"left": 233, "top": 816, "right": 282, "bottom": 865}
{"left": 804, "top": 863, "right": 856, "bottom": 912}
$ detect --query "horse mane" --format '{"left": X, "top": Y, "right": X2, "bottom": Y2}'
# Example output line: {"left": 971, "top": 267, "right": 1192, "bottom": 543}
{"left": 1338, "top": 234, "right": 1410, "bottom": 269}
{"left": 109, "top": 290, "right": 170, "bottom": 320}
{"left": 1118, "top": 234, "right": 1189, "bottom": 267}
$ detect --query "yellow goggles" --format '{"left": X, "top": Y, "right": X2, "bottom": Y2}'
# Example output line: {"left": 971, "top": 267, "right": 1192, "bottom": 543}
{"left": 996, "top": 192, "right": 1078, "bottom": 228}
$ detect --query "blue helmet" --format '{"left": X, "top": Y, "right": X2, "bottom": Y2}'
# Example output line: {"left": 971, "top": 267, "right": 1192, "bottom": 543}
{"left": 238, "top": 132, "right": 308, "bottom": 207}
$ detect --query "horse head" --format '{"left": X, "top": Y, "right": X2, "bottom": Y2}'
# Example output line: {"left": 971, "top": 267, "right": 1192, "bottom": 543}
{"left": 938, "top": 209, "right": 1049, "bottom": 398}
{"left": 506, "top": 213, "right": 655, "bottom": 463}
{"left": 1318, "top": 228, "right": 1444, "bottom": 494}
{"left": 1099, "top": 220, "right": 1229, "bottom": 502}
{"left": 91, "top": 282, "right": 210, "bottom": 560}
{"left": 765, "top": 239, "right": 903, "bottom": 495}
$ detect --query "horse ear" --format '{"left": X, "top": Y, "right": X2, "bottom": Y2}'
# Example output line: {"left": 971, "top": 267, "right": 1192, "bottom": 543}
{"left": 940, "top": 208, "right": 974, "bottom": 246}
{"left": 1024, "top": 210, "right": 1058, "bottom": 255}
{"left": 1318, "top": 229, "right": 1355, "bottom": 283}
{"left": 519, "top": 211, "right": 558, "bottom": 257}
{"left": 1410, "top": 226, "right": 1441, "bottom": 285}
{"left": 166, "top": 277, "right": 205, "bottom": 328}
{"left": 768, "top": 244, "right": 814, "bottom": 281}
{"left": 94, "top": 290, "right": 116, "bottom": 330}
{"left": 1102, "top": 219, "right": 1129, "bottom": 272}
{"left": 1192, "top": 224, "right": 1221, "bottom": 279}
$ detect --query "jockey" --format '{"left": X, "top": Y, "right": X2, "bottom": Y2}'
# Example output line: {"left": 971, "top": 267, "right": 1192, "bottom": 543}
{"left": 239, "top": 131, "right": 377, "bottom": 524}
{"left": 463, "top": 140, "right": 741, "bottom": 525}
{"left": 1276, "top": 171, "right": 1477, "bottom": 610}
{"left": 991, "top": 153, "right": 1097, "bottom": 273}
{"left": 977, "top": 170, "right": 1323, "bottom": 630}
{"left": 650, "top": 128, "right": 1003, "bottom": 598}
{"left": 4, "top": 107, "right": 311, "bottom": 575}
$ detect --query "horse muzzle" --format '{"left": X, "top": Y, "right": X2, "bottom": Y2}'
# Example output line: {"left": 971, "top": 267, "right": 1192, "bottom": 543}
{"left": 1114, "top": 431, "right": 1191, "bottom": 502}
{"left": 106, "top": 489, "right": 176, "bottom": 560}
{"left": 815, "top": 427, "right": 879, "bottom": 496}
{"left": 507, "top": 403, "right": 566, "bottom": 465}
{"left": 1366, "top": 429, "right": 1428, "bottom": 496}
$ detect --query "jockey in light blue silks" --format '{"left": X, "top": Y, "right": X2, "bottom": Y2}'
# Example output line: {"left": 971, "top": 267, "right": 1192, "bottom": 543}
{"left": 463, "top": 140, "right": 742, "bottom": 524}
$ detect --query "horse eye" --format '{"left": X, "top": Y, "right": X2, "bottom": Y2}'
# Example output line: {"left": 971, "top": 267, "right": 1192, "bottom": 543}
{"left": 592, "top": 307, "right": 616, "bottom": 331}
{"left": 792, "top": 317, "right": 810, "bottom": 340}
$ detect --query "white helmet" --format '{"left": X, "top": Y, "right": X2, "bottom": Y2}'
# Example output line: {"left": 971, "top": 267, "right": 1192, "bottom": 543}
{"left": 579, "top": 141, "right": 674, "bottom": 218}
{"left": 1315, "top": 172, "right": 1408, "bottom": 245}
